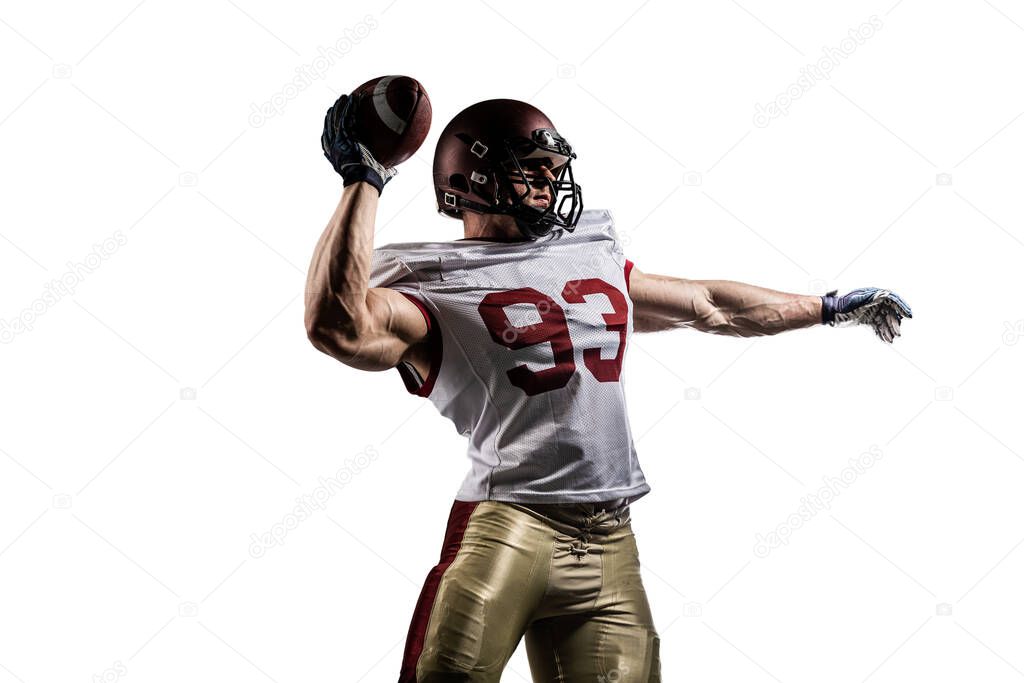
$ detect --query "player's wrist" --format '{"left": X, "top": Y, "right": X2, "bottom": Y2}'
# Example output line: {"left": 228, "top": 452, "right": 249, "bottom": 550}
{"left": 820, "top": 290, "right": 838, "bottom": 325}
{"left": 341, "top": 166, "right": 385, "bottom": 195}
{"left": 341, "top": 178, "right": 383, "bottom": 202}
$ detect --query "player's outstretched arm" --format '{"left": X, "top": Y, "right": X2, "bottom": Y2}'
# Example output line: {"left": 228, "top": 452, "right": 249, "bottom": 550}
{"left": 304, "top": 94, "right": 428, "bottom": 371}
{"left": 629, "top": 268, "right": 912, "bottom": 343}
{"left": 629, "top": 268, "right": 820, "bottom": 337}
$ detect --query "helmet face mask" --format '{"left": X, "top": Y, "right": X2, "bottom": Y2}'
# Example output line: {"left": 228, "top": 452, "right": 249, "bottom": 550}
{"left": 433, "top": 99, "right": 584, "bottom": 240}
{"left": 495, "top": 128, "right": 582, "bottom": 239}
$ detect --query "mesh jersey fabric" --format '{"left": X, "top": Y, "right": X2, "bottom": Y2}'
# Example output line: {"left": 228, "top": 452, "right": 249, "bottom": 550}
{"left": 368, "top": 208, "right": 650, "bottom": 505}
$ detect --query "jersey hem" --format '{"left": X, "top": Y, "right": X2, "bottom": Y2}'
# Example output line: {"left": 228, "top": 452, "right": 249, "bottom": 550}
{"left": 455, "top": 482, "right": 651, "bottom": 505}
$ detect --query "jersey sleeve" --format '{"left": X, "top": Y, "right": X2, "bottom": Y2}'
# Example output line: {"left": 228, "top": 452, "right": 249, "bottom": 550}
{"left": 595, "top": 208, "right": 634, "bottom": 295}
{"left": 393, "top": 291, "right": 442, "bottom": 398}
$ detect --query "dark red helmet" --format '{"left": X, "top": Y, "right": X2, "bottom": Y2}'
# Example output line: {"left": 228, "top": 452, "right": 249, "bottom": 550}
{"left": 432, "top": 99, "right": 583, "bottom": 239}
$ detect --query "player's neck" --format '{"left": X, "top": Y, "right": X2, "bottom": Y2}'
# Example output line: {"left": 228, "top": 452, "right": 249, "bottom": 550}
{"left": 461, "top": 213, "right": 526, "bottom": 242}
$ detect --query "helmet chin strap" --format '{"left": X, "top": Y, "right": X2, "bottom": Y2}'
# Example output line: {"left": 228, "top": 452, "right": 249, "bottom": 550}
{"left": 474, "top": 193, "right": 557, "bottom": 240}
{"left": 456, "top": 171, "right": 572, "bottom": 240}
{"left": 513, "top": 215, "right": 554, "bottom": 240}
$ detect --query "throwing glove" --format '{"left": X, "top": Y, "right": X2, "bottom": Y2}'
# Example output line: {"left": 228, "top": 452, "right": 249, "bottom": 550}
{"left": 321, "top": 93, "right": 397, "bottom": 194}
{"left": 821, "top": 287, "right": 913, "bottom": 344}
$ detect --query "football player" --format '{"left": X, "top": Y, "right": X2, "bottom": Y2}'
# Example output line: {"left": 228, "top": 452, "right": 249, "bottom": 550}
{"left": 306, "top": 95, "right": 912, "bottom": 682}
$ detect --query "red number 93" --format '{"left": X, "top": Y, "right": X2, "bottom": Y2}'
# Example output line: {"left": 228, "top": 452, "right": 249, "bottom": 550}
{"left": 477, "top": 278, "right": 628, "bottom": 396}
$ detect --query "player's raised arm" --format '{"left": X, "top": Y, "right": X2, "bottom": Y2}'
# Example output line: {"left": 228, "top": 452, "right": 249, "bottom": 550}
{"left": 628, "top": 267, "right": 912, "bottom": 343}
{"left": 304, "top": 92, "right": 428, "bottom": 371}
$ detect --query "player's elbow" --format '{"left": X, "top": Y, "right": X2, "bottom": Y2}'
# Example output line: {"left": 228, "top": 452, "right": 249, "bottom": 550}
{"left": 694, "top": 308, "right": 733, "bottom": 335}
{"left": 690, "top": 287, "right": 731, "bottom": 334}
{"left": 305, "top": 320, "right": 338, "bottom": 356}
{"left": 305, "top": 308, "right": 398, "bottom": 372}
{"left": 306, "top": 321, "right": 346, "bottom": 360}
{"left": 305, "top": 305, "right": 361, "bottom": 358}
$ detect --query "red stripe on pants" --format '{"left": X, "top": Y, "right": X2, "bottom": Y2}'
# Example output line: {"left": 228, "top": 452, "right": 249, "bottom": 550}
{"left": 398, "top": 500, "right": 479, "bottom": 682}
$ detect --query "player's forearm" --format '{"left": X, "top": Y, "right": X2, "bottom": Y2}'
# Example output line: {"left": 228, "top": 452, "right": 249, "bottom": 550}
{"left": 700, "top": 279, "right": 822, "bottom": 337}
{"left": 304, "top": 182, "right": 379, "bottom": 336}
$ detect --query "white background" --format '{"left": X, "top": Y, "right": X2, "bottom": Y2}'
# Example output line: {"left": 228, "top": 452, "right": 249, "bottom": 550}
{"left": 2, "top": 1, "right": 1023, "bottom": 681}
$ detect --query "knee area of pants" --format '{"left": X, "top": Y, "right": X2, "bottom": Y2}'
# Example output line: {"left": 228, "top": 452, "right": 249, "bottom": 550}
{"left": 417, "top": 657, "right": 474, "bottom": 679}
{"left": 417, "top": 651, "right": 503, "bottom": 682}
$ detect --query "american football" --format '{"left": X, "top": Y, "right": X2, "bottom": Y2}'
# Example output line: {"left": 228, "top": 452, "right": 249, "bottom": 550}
{"left": 349, "top": 75, "right": 431, "bottom": 166}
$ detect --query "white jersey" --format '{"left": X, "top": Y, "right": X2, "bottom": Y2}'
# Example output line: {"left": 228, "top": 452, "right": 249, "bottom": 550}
{"left": 368, "top": 208, "right": 650, "bottom": 504}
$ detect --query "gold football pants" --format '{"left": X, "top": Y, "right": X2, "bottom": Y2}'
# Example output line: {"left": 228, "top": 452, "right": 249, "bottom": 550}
{"left": 398, "top": 498, "right": 661, "bottom": 682}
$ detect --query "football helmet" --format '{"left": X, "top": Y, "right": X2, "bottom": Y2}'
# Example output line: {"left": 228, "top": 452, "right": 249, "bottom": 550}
{"left": 433, "top": 99, "right": 583, "bottom": 239}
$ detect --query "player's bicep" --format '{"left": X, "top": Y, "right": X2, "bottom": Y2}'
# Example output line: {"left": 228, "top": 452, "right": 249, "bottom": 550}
{"left": 629, "top": 267, "right": 718, "bottom": 333}
{"left": 368, "top": 287, "right": 430, "bottom": 342}
{"left": 357, "top": 287, "right": 431, "bottom": 368}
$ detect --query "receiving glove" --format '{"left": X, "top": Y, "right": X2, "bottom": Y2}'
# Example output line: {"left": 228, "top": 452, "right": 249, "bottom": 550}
{"left": 821, "top": 287, "right": 913, "bottom": 343}
{"left": 321, "top": 93, "right": 397, "bottom": 194}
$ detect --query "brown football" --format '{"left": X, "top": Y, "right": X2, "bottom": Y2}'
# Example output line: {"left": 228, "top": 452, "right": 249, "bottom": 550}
{"left": 349, "top": 75, "right": 432, "bottom": 167}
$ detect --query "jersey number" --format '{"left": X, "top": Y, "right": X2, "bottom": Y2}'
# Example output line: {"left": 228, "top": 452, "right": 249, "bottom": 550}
{"left": 477, "top": 278, "right": 628, "bottom": 396}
